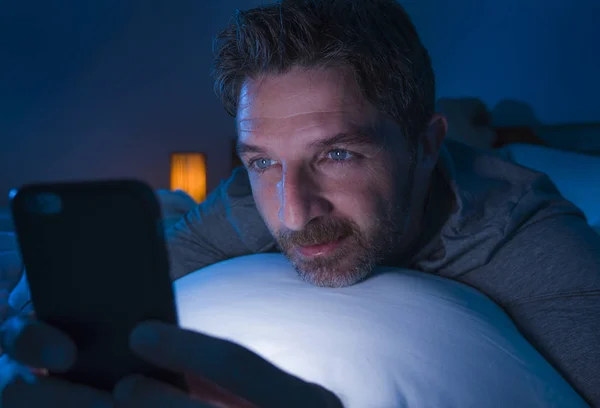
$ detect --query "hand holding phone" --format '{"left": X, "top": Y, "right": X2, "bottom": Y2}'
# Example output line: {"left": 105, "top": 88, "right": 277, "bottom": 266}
{"left": 3, "top": 179, "right": 342, "bottom": 408}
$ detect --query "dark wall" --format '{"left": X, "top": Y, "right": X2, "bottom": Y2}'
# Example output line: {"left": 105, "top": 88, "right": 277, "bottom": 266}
{"left": 0, "top": 0, "right": 240, "bottom": 205}
{"left": 404, "top": 0, "right": 600, "bottom": 126}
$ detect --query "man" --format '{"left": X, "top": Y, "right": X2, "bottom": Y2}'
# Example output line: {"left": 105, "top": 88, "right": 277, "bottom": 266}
{"left": 1, "top": 0, "right": 599, "bottom": 407}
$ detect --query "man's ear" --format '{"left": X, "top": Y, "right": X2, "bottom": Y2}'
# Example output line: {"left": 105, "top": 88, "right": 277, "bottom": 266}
{"left": 419, "top": 114, "right": 447, "bottom": 170}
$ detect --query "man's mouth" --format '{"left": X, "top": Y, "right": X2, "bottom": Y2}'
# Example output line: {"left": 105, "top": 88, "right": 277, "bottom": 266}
{"left": 295, "top": 237, "right": 348, "bottom": 258}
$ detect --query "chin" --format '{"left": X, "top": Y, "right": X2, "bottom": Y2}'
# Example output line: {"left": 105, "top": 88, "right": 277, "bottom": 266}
{"left": 286, "top": 251, "right": 376, "bottom": 288}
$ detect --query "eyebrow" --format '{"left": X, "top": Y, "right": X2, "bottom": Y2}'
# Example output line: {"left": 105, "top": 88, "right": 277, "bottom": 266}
{"left": 308, "top": 131, "right": 376, "bottom": 150}
{"left": 236, "top": 129, "right": 378, "bottom": 158}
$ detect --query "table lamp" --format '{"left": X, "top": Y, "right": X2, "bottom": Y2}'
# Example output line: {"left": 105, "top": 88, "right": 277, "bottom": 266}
{"left": 170, "top": 152, "right": 207, "bottom": 203}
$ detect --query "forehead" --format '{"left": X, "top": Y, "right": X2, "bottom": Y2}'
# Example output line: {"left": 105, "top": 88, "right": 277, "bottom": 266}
{"left": 236, "top": 67, "right": 379, "bottom": 141}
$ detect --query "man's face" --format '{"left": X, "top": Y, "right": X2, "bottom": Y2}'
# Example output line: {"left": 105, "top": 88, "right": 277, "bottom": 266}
{"left": 237, "top": 67, "right": 416, "bottom": 287}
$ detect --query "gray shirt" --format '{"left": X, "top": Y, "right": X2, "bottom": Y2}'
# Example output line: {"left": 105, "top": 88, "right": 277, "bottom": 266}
{"left": 166, "top": 140, "right": 600, "bottom": 406}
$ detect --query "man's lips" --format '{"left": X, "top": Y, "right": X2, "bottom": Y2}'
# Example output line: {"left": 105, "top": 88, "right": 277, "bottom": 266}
{"left": 295, "top": 237, "right": 347, "bottom": 257}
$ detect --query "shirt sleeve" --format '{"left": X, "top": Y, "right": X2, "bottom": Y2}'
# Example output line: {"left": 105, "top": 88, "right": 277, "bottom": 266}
{"left": 459, "top": 210, "right": 600, "bottom": 406}
{"left": 166, "top": 166, "right": 276, "bottom": 281}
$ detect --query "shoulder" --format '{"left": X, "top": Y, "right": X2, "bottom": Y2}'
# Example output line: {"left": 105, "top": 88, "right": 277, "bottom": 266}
{"left": 420, "top": 141, "right": 587, "bottom": 275}
{"left": 443, "top": 139, "right": 585, "bottom": 228}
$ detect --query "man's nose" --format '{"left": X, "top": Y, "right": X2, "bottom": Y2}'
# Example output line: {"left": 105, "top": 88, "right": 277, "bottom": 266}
{"left": 278, "top": 168, "right": 331, "bottom": 231}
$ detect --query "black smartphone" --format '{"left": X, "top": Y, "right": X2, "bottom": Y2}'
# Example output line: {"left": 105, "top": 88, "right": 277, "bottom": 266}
{"left": 10, "top": 179, "right": 186, "bottom": 392}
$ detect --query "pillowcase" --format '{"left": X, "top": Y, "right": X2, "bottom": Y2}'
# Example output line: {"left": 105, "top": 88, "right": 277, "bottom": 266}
{"left": 499, "top": 143, "right": 600, "bottom": 226}
{"left": 174, "top": 254, "right": 587, "bottom": 408}
{"left": 0, "top": 208, "right": 14, "bottom": 233}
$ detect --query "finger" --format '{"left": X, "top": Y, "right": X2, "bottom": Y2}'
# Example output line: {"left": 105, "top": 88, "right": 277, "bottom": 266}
{"left": 2, "top": 373, "right": 113, "bottom": 408}
{"left": 184, "top": 372, "right": 258, "bottom": 408}
{"left": 114, "top": 374, "right": 209, "bottom": 408}
{"left": 0, "top": 315, "right": 76, "bottom": 371}
{"left": 129, "top": 321, "right": 341, "bottom": 408}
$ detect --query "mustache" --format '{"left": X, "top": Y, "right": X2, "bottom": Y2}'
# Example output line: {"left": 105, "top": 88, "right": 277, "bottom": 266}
{"left": 276, "top": 218, "right": 359, "bottom": 247}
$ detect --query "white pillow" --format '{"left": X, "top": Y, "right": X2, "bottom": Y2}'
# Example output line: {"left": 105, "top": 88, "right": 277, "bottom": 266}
{"left": 174, "top": 254, "right": 586, "bottom": 408}
{"left": 500, "top": 143, "right": 600, "bottom": 226}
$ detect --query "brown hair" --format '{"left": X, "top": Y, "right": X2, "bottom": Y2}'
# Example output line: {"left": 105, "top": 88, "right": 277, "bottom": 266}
{"left": 212, "top": 0, "right": 435, "bottom": 145}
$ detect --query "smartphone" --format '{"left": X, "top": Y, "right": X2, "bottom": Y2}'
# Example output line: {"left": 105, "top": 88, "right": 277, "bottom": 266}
{"left": 10, "top": 179, "right": 187, "bottom": 392}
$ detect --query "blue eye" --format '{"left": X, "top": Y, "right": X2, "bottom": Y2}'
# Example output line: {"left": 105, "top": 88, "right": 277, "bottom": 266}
{"left": 327, "top": 149, "right": 353, "bottom": 161}
{"left": 252, "top": 158, "right": 273, "bottom": 170}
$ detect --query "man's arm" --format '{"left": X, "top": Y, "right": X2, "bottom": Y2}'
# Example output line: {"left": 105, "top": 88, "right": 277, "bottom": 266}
{"left": 166, "top": 166, "right": 276, "bottom": 280}
{"left": 460, "top": 213, "right": 600, "bottom": 406}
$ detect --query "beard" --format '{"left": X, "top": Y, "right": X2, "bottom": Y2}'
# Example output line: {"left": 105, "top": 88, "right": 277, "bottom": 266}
{"left": 274, "top": 197, "right": 406, "bottom": 288}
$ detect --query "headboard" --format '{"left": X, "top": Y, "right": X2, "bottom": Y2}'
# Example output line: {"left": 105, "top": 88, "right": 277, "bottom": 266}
{"left": 492, "top": 126, "right": 547, "bottom": 149}
{"left": 493, "top": 122, "right": 600, "bottom": 154}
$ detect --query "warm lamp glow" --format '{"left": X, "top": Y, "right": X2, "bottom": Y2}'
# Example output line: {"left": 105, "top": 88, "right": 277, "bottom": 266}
{"left": 170, "top": 152, "right": 207, "bottom": 202}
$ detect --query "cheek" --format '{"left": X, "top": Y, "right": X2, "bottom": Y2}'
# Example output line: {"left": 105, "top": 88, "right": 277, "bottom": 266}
{"left": 324, "top": 165, "right": 394, "bottom": 223}
{"left": 321, "top": 151, "right": 399, "bottom": 197}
